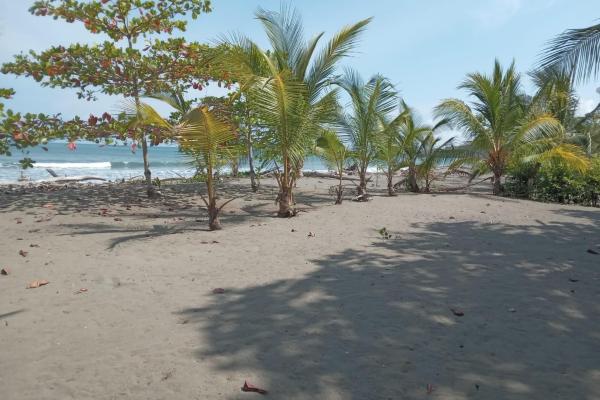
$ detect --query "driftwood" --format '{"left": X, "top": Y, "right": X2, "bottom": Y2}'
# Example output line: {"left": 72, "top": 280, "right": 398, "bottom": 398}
{"left": 46, "top": 168, "right": 59, "bottom": 178}
{"left": 50, "top": 176, "right": 107, "bottom": 183}
{"left": 303, "top": 171, "right": 373, "bottom": 183}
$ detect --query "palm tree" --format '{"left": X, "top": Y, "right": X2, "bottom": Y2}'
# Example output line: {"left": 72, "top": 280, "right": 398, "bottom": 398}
{"left": 178, "top": 106, "right": 238, "bottom": 230}
{"left": 219, "top": 5, "right": 371, "bottom": 216}
{"left": 435, "top": 60, "right": 585, "bottom": 195}
{"left": 375, "top": 108, "right": 407, "bottom": 196}
{"left": 416, "top": 132, "right": 455, "bottom": 193}
{"left": 539, "top": 22, "right": 600, "bottom": 84}
{"left": 315, "top": 130, "right": 349, "bottom": 204}
{"left": 338, "top": 69, "right": 397, "bottom": 196}
{"left": 124, "top": 100, "right": 237, "bottom": 230}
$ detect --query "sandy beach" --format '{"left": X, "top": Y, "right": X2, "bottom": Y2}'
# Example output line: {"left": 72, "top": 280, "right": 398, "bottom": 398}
{"left": 0, "top": 176, "right": 599, "bottom": 400}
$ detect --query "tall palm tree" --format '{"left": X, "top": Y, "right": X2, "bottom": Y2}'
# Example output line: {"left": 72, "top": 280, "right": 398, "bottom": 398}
{"left": 338, "top": 69, "right": 397, "bottom": 195}
{"left": 539, "top": 22, "right": 600, "bottom": 84}
{"left": 219, "top": 5, "right": 371, "bottom": 216}
{"left": 435, "top": 60, "right": 586, "bottom": 195}
{"left": 315, "top": 130, "right": 349, "bottom": 204}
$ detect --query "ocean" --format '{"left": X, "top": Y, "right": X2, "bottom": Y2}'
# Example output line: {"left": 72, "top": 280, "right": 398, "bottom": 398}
{"left": 0, "top": 141, "right": 340, "bottom": 184}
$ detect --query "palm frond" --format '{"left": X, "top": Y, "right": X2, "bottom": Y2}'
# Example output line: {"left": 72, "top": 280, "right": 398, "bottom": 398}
{"left": 538, "top": 23, "right": 600, "bottom": 83}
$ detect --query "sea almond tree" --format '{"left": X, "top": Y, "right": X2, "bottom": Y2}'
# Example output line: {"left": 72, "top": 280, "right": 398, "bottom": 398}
{"left": 1, "top": 0, "right": 224, "bottom": 196}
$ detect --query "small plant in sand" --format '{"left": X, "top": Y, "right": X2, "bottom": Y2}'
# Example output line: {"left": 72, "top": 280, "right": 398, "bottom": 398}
{"left": 315, "top": 131, "right": 349, "bottom": 204}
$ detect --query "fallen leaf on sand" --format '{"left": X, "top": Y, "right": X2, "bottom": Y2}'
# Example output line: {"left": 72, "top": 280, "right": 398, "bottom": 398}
{"left": 212, "top": 288, "right": 225, "bottom": 294}
{"left": 587, "top": 249, "right": 599, "bottom": 255}
{"left": 27, "top": 280, "right": 49, "bottom": 289}
{"left": 241, "top": 381, "right": 268, "bottom": 395}
{"left": 450, "top": 308, "right": 464, "bottom": 317}
{"left": 19, "top": 250, "right": 28, "bottom": 257}
{"left": 1, "top": 268, "right": 9, "bottom": 275}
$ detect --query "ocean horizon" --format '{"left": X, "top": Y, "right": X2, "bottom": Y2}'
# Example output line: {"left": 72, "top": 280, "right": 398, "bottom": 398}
{"left": 0, "top": 141, "right": 373, "bottom": 184}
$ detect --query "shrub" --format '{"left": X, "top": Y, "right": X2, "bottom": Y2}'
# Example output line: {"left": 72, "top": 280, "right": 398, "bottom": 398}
{"left": 505, "top": 157, "right": 600, "bottom": 206}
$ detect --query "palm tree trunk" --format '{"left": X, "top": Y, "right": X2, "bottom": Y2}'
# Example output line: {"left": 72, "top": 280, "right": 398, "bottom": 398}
{"left": 335, "top": 173, "right": 343, "bottom": 204}
{"left": 277, "top": 184, "right": 294, "bottom": 216}
{"left": 387, "top": 167, "right": 394, "bottom": 196}
{"left": 277, "top": 159, "right": 295, "bottom": 217}
{"left": 492, "top": 172, "right": 502, "bottom": 195}
{"left": 357, "top": 165, "right": 368, "bottom": 195}
{"left": 247, "top": 128, "right": 258, "bottom": 192}
{"left": 408, "top": 165, "right": 419, "bottom": 192}
{"left": 206, "top": 166, "right": 222, "bottom": 230}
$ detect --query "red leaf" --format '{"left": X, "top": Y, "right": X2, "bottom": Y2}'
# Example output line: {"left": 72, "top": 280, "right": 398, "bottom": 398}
{"left": 241, "top": 381, "right": 267, "bottom": 395}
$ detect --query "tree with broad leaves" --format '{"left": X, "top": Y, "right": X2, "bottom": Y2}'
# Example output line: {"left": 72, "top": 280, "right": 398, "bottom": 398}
{"left": 2, "top": 0, "right": 226, "bottom": 196}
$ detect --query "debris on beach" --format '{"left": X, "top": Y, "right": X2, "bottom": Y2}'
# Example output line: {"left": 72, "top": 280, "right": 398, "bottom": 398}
{"left": 74, "top": 288, "right": 88, "bottom": 294}
{"left": 308, "top": 232, "right": 315, "bottom": 237}
{"left": 1, "top": 268, "right": 9, "bottom": 275}
{"left": 426, "top": 383, "right": 435, "bottom": 394}
{"left": 450, "top": 308, "right": 465, "bottom": 317}
{"left": 568, "top": 278, "right": 579, "bottom": 283}
{"left": 114, "top": 217, "right": 123, "bottom": 222}
{"left": 15, "top": 218, "right": 22, "bottom": 224}
{"left": 241, "top": 381, "right": 268, "bottom": 395}
{"left": 378, "top": 227, "right": 392, "bottom": 239}
{"left": 27, "top": 280, "right": 49, "bottom": 289}
{"left": 212, "top": 288, "right": 225, "bottom": 294}
{"left": 587, "top": 248, "right": 599, "bottom": 255}
{"left": 18, "top": 250, "right": 28, "bottom": 257}
{"left": 29, "top": 244, "right": 39, "bottom": 248}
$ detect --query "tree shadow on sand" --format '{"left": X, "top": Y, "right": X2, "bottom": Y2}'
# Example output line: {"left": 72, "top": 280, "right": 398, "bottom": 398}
{"left": 179, "top": 217, "right": 600, "bottom": 399}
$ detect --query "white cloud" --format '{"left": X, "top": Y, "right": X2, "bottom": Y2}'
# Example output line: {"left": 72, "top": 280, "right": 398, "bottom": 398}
{"left": 470, "top": 0, "right": 522, "bottom": 27}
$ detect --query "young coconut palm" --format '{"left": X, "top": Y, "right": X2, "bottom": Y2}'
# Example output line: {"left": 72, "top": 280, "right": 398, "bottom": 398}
{"left": 396, "top": 101, "right": 447, "bottom": 193}
{"left": 375, "top": 109, "right": 408, "bottom": 196}
{"left": 416, "top": 132, "right": 456, "bottom": 193}
{"left": 178, "top": 106, "right": 238, "bottom": 230}
{"left": 435, "top": 60, "right": 585, "bottom": 195}
{"left": 338, "top": 69, "right": 397, "bottom": 196}
{"left": 315, "top": 130, "right": 349, "bottom": 204}
{"left": 219, "top": 5, "right": 371, "bottom": 216}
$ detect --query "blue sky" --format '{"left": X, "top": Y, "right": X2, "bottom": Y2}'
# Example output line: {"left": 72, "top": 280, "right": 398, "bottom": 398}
{"left": 1, "top": 0, "right": 599, "bottom": 132}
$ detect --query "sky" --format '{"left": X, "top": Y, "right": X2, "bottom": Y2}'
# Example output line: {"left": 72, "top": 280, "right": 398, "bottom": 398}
{"left": 1, "top": 0, "right": 599, "bottom": 136}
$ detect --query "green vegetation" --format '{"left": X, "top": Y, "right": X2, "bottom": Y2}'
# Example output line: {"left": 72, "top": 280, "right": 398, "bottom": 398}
{"left": 1, "top": 2, "right": 599, "bottom": 228}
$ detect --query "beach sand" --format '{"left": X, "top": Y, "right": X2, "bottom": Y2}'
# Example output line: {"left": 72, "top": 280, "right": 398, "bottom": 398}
{"left": 0, "top": 176, "right": 599, "bottom": 399}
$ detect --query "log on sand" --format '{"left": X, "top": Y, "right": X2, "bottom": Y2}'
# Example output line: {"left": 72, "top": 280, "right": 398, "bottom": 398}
{"left": 303, "top": 171, "right": 373, "bottom": 183}
{"left": 49, "top": 176, "right": 107, "bottom": 184}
